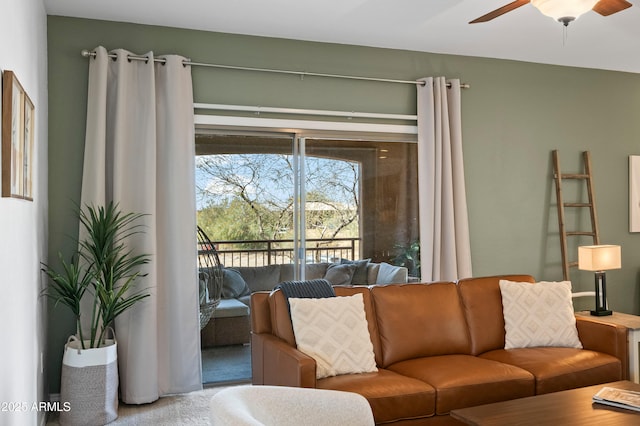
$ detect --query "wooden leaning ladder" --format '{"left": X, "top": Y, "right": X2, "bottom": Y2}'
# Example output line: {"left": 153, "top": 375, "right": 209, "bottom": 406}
{"left": 552, "top": 150, "right": 600, "bottom": 280}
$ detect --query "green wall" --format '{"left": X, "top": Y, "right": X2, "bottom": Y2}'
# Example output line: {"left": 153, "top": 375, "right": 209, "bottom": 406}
{"left": 47, "top": 16, "right": 640, "bottom": 391}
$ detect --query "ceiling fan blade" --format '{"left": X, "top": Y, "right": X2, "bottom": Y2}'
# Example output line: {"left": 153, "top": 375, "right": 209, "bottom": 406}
{"left": 592, "top": 0, "right": 632, "bottom": 16}
{"left": 469, "top": 0, "right": 531, "bottom": 24}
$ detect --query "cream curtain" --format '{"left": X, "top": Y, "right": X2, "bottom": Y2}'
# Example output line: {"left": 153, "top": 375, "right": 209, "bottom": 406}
{"left": 417, "top": 77, "right": 472, "bottom": 282}
{"left": 81, "top": 46, "right": 201, "bottom": 403}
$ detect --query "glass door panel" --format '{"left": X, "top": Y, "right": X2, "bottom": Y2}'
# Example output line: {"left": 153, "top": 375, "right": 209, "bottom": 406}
{"left": 305, "top": 139, "right": 419, "bottom": 277}
{"left": 195, "top": 133, "right": 297, "bottom": 269}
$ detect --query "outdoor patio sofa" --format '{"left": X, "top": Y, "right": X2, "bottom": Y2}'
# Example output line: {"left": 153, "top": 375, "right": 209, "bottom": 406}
{"left": 250, "top": 274, "right": 628, "bottom": 425}
{"left": 201, "top": 260, "right": 409, "bottom": 347}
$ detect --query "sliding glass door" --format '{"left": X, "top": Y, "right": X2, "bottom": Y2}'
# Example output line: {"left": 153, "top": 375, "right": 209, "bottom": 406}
{"left": 196, "top": 130, "right": 418, "bottom": 384}
{"left": 195, "top": 131, "right": 419, "bottom": 278}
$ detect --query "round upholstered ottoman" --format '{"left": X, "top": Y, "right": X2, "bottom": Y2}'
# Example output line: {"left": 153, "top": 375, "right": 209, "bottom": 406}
{"left": 210, "top": 385, "right": 375, "bottom": 425}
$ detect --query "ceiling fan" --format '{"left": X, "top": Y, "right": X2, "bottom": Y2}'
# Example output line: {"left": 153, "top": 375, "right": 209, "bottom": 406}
{"left": 470, "top": 0, "right": 632, "bottom": 26}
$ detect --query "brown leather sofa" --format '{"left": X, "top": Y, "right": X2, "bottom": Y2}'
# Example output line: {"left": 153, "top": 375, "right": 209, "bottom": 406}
{"left": 250, "top": 275, "right": 628, "bottom": 425}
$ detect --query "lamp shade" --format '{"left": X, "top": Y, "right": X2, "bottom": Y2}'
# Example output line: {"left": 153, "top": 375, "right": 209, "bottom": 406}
{"left": 578, "top": 245, "right": 622, "bottom": 271}
{"left": 531, "top": 0, "right": 599, "bottom": 22}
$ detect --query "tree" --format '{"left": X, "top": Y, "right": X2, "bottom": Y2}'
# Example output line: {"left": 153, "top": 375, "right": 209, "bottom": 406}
{"left": 195, "top": 153, "right": 359, "bottom": 245}
{"left": 196, "top": 199, "right": 284, "bottom": 244}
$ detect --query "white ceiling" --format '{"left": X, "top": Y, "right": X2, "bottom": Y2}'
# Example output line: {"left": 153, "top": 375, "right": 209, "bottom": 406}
{"left": 44, "top": 0, "right": 640, "bottom": 74}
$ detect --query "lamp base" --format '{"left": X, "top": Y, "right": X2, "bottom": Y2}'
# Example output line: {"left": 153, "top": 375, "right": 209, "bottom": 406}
{"left": 590, "top": 309, "right": 612, "bottom": 317}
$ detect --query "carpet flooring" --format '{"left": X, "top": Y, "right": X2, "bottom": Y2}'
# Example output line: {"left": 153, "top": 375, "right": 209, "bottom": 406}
{"left": 47, "top": 345, "right": 251, "bottom": 425}
{"left": 47, "top": 384, "right": 244, "bottom": 425}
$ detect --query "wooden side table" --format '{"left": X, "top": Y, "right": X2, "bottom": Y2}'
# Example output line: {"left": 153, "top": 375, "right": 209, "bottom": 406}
{"left": 576, "top": 311, "right": 640, "bottom": 383}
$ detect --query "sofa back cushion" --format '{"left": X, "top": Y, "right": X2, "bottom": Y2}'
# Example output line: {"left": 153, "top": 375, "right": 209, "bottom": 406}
{"left": 372, "top": 282, "right": 470, "bottom": 367}
{"left": 335, "top": 286, "right": 383, "bottom": 366}
{"left": 235, "top": 265, "right": 282, "bottom": 292}
{"left": 279, "top": 263, "right": 330, "bottom": 283}
{"left": 457, "top": 274, "right": 535, "bottom": 355}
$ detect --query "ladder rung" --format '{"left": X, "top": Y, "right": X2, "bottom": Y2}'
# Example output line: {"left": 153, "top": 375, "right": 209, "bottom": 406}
{"left": 564, "top": 203, "right": 592, "bottom": 208}
{"left": 553, "top": 150, "right": 599, "bottom": 281}
{"left": 566, "top": 231, "right": 596, "bottom": 236}
{"left": 561, "top": 173, "right": 589, "bottom": 179}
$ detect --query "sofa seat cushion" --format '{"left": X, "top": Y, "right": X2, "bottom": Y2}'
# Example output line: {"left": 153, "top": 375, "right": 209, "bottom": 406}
{"left": 387, "top": 354, "right": 535, "bottom": 415}
{"left": 213, "top": 298, "right": 250, "bottom": 318}
{"left": 237, "top": 294, "right": 251, "bottom": 306}
{"left": 480, "top": 347, "right": 622, "bottom": 395}
{"left": 317, "top": 368, "right": 436, "bottom": 424}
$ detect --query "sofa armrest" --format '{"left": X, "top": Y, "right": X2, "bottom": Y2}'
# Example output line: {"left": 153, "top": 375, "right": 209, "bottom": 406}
{"left": 575, "top": 315, "right": 629, "bottom": 379}
{"left": 251, "top": 332, "right": 317, "bottom": 388}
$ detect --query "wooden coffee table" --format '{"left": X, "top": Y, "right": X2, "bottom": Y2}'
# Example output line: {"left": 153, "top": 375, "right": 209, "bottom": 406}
{"left": 451, "top": 381, "right": 640, "bottom": 425}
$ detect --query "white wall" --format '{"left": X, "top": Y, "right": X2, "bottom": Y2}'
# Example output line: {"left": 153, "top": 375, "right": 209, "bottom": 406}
{"left": 0, "top": 0, "right": 48, "bottom": 425}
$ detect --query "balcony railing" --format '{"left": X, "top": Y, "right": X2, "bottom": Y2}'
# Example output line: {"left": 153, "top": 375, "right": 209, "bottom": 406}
{"left": 199, "top": 237, "right": 360, "bottom": 268}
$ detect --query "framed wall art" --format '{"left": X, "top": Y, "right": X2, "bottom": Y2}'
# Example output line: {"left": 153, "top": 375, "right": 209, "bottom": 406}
{"left": 2, "top": 70, "right": 34, "bottom": 200}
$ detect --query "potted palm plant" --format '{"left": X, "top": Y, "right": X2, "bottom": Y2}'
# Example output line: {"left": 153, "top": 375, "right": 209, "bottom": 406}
{"left": 43, "top": 202, "right": 150, "bottom": 425}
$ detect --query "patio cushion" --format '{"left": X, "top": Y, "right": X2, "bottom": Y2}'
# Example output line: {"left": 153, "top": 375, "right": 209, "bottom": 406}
{"left": 213, "top": 298, "right": 250, "bottom": 318}
{"left": 221, "top": 268, "right": 250, "bottom": 298}
{"left": 234, "top": 265, "right": 282, "bottom": 292}
{"left": 323, "top": 263, "right": 357, "bottom": 285}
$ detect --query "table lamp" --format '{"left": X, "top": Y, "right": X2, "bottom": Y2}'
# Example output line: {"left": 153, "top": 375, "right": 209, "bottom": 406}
{"left": 578, "top": 245, "right": 621, "bottom": 316}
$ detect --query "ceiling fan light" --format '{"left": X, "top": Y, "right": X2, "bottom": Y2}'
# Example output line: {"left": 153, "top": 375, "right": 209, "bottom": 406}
{"left": 531, "top": 0, "right": 599, "bottom": 23}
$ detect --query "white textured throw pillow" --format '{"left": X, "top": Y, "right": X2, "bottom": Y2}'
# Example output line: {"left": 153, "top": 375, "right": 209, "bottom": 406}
{"left": 289, "top": 294, "right": 378, "bottom": 379}
{"left": 499, "top": 280, "right": 582, "bottom": 350}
